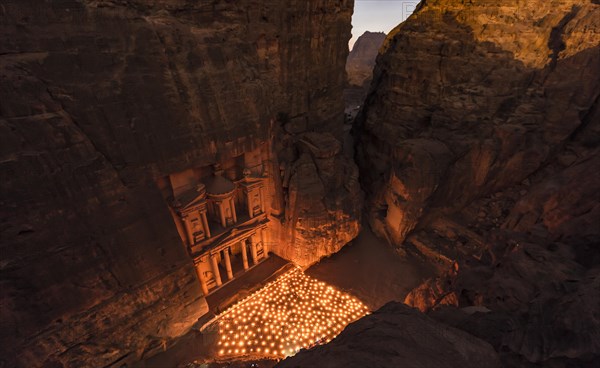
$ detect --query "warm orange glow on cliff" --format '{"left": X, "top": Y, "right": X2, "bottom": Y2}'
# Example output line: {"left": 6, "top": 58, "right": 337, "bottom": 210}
{"left": 215, "top": 267, "right": 369, "bottom": 358}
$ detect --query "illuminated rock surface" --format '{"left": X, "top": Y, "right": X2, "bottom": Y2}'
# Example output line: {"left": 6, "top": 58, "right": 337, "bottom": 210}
{"left": 1, "top": 0, "right": 598, "bottom": 367}
{"left": 356, "top": 0, "right": 600, "bottom": 247}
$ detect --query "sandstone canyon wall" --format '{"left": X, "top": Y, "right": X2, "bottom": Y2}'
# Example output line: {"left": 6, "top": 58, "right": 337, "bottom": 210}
{"left": 344, "top": 31, "right": 386, "bottom": 118}
{"left": 355, "top": 0, "right": 599, "bottom": 365}
{"left": 346, "top": 31, "right": 386, "bottom": 87}
{"left": 0, "top": 1, "right": 358, "bottom": 367}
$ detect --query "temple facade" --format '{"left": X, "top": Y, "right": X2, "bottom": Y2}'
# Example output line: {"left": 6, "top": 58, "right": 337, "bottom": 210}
{"left": 159, "top": 147, "right": 272, "bottom": 296}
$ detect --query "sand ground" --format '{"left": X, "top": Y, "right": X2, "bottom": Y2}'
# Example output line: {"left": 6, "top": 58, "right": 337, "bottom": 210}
{"left": 306, "top": 222, "right": 434, "bottom": 310}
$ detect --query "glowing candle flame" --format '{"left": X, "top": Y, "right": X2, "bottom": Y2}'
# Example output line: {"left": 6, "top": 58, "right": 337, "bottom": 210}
{"left": 213, "top": 267, "right": 369, "bottom": 358}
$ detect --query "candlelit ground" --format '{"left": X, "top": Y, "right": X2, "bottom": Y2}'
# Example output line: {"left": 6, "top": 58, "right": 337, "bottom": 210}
{"left": 137, "top": 225, "right": 433, "bottom": 367}
{"left": 213, "top": 267, "right": 369, "bottom": 359}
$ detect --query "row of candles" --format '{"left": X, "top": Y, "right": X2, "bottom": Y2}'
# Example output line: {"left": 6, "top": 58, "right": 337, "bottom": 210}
{"left": 215, "top": 267, "right": 369, "bottom": 358}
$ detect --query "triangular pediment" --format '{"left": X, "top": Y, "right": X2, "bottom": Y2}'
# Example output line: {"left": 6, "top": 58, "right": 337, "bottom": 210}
{"left": 174, "top": 187, "right": 206, "bottom": 210}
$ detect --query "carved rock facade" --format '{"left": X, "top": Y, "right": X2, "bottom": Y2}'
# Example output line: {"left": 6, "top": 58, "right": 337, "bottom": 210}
{"left": 0, "top": 1, "right": 359, "bottom": 366}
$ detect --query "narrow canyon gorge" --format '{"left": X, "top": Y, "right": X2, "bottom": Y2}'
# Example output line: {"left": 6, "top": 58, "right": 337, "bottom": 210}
{"left": 1, "top": 1, "right": 598, "bottom": 368}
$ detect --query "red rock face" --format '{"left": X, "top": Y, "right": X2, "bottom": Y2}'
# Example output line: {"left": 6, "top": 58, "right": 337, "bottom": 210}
{"left": 357, "top": 1, "right": 600, "bottom": 244}
{"left": 355, "top": 0, "right": 600, "bottom": 365}
{"left": 0, "top": 1, "right": 358, "bottom": 366}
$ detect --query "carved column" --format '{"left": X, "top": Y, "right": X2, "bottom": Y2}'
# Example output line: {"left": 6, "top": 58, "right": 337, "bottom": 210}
{"left": 249, "top": 235, "right": 258, "bottom": 265}
{"left": 210, "top": 254, "right": 222, "bottom": 287}
{"left": 194, "top": 262, "right": 209, "bottom": 296}
{"left": 241, "top": 240, "right": 249, "bottom": 270}
{"left": 218, "top": 202, "right": 226, "bottom": 228}
{"left": 260, "top": 228, "right": 268, "bottom": 258}
{"left": 259, "top": 187, "right": 265, "bottom": 214}
{"left": 223, "top": 248, "right": 233, "bottom": 280}
{"left": 201, "top": 211, "right": 211, "bottom": 238}
{"left": 182, "top": 216, "right": 194, "bottom": 246}
{"left": 230, "top": 197, "right": 237, "bottom": 223}
{"left": 246, "top": 189, "right": 253, "bottom": 219}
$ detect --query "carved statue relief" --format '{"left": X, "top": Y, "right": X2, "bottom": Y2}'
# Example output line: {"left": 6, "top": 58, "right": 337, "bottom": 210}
{"left": 191, "top": 217, "right": 205, "bottom": 242}
{"left": 253, "top": 193, "right": 261, "bottom": 215}
{"left": 225, "top": 206, "right": 234, "bottom": 226}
